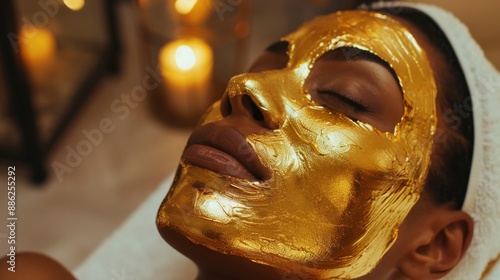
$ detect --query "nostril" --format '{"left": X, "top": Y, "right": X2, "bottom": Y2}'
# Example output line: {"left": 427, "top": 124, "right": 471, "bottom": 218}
{"left": 241, "top": 95, "right": 264, "bottom": 121}
{"left": 220, "top": 94, "right": 232, "bottom": 117}
{"left": 245, "top": 95, "right": 264, "bottom": 121}
{"left": 221, "top": 91, "right": 270, "bottom": 124}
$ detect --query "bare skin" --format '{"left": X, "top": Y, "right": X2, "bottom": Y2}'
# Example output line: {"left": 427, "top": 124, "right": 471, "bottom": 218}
{"left": 0, "top": 252, "right": 75, "bottom": 280}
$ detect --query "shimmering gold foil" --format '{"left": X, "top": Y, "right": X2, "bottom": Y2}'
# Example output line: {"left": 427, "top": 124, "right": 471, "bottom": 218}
{"left": 157, "top": 11, "right": 437, "bottom": 279}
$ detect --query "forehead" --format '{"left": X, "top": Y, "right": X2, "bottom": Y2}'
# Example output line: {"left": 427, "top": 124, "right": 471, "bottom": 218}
{"left": 284, "top": 11, "right": 418, "bottom": 73}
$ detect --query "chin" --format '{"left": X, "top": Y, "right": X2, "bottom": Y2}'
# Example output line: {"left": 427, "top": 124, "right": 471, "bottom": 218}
{"left": 156, "top": 165, "right": 281, "bottom": 279}
{"left": 157, "top": 224, "right": 283, "bottom": 280}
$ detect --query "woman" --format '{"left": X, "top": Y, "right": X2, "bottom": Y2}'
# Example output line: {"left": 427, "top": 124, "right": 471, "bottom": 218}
{"left": 156, "top": 2, "right": 500, "bottom": 280}
{"left": 2, "top": 2, "right": 499, "bottom": 279}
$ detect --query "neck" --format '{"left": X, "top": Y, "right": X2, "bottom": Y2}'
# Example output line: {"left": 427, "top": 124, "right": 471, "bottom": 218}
{"left": 196, "top": 268, "right": 236, "bottom": 280}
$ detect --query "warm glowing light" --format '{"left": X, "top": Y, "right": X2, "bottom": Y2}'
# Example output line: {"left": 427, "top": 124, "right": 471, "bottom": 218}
{"left": 20, "top": 26, "right": 56, "bottom": 83}
{"left": 20, "top": 27, "right": 56, "bottom": 63}
{"left": 174, "top": 0, "right": 198, "bottom": 14}
{"left": 170, "top": 0, "right": 210, "bottom": 24}
{"left": 159, "top": 38, "right": 213, "bottom": 81}
{"left": 175, "top": 45, "right": 196, "bottom": 70}
{"left": 158, "top": 38, "right": 213, "bottom": 116}
{"left": 63, "top": 0, "right": 85, "bottom": 11}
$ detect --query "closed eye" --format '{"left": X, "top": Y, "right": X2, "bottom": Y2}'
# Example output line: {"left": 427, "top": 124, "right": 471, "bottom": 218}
{"left": 316, "top": 89, "right": 371, "bottom": 113}
{"left": 304, "top": 48, "right": 404, "bottom": 133}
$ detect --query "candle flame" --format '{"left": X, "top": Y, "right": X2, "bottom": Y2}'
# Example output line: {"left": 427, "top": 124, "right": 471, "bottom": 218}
{"left": 175, "top": 45, "right": 196, "bottom": 71}
{"left": 174, "top": 0, "right": 198, "bottom": 14}
{"left": 20, "top": 27, "right": 56, "bottom": 64}
{"left": 63, "top": 0, "right": 85, "bottom": 11}
{"left": 159, "top": 38, "right": 213, "bottom": 85}
{"left": 20, "top": 26, "right": 56, "bottom": 83}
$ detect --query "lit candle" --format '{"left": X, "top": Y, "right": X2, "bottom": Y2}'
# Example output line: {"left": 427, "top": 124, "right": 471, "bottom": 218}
{"left": 159, "top": 38, "right": 213, "bottom": 119}
{"left": 20, "top": 26, "right": 56, "bottom": 84}
{"left": 170, "top": 0, "right": 211, "bottom": 25}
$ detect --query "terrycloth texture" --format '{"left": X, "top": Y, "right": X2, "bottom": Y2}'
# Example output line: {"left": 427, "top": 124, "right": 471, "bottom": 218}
{"left": 485, "top": 261, "right": 500, "bottom": 280}
{"left": 73, "top": 174, "right": 197, "bottom": 280}
{"left": 366, "top": 2, "right": 500, "bottom": 279}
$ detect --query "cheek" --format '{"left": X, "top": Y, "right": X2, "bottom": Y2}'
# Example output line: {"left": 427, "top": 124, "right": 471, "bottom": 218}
{"left": 247, "top": 129, "right": 352, "bottom": 219}
{"left": 312, "top": 169, "right": 354, "bottom": 214}
{"left": 291, "top": 106, "right": 405, "bottom": 172}
{"left": 247, "top": 105, "right": 409, "bottom": 218}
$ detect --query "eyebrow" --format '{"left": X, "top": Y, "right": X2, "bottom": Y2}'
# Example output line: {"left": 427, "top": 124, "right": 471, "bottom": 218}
{"left": 320, "top": 47, "right": 389, "bottom": 67}
{"left": 264, "top": 43, "right": 400, "bottom": 86}
{"left": 266, "top": 42, "right": 387, "bottom": 63}
{"left": 321, "top": 47, "right": 400, "bottom": 86}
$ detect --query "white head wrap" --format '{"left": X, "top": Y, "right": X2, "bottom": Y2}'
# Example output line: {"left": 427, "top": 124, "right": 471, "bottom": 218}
{"left": 362, "top": 2, "right": 500, "bottom": 279}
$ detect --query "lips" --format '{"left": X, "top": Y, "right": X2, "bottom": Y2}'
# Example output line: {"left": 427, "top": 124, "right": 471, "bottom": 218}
{"left": 182, "top": 122, "right": 271, "bottom": 181}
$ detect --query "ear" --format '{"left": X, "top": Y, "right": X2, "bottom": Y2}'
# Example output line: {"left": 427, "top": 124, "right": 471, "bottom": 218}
{"left": 398, "top": 209, "right": 473, "bottom": 279}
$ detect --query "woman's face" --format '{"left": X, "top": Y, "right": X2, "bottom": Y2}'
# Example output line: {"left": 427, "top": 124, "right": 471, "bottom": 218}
{"left": 158, "top": 11, "right": 437, "bottom": 278}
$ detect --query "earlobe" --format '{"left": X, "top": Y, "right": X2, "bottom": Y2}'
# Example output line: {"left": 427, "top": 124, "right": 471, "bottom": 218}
{"left": 399, "top": 210, "right": 474, "bottom": 279}
{"left": 430, "top": 216, "right": 473, "bottom": 273}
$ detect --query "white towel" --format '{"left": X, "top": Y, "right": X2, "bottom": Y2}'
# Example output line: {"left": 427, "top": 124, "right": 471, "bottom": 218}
{"left": 73, "top": 174, "right": 197, "bottom": 280}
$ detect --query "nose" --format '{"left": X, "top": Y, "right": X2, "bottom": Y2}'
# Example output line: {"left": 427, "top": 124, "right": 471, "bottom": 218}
{"left": 220, "top": 74, "right": 280, "bottom": 130}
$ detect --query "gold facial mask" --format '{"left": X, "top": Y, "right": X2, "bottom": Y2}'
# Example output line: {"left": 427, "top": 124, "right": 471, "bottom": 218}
{"left": 157, "top": 10, "right": 437, "bottom": 279}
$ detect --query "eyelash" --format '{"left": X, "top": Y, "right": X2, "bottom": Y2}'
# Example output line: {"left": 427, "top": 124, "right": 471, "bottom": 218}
{"left": 316, "top": 89, "right": 370, "bottom": 112}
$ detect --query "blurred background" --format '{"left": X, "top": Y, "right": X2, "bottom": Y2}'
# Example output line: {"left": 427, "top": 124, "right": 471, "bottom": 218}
{"left": 0, "top": 0, "right": 499, "bottom": 275}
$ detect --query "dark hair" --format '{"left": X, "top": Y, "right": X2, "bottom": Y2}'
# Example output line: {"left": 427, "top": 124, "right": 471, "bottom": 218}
{"left": 386, "top": 8, "right": 474, "bottom": 209}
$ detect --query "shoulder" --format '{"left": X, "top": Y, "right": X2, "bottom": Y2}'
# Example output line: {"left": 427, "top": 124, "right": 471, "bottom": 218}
{"left": 0, "top": 252, "right": 76, "bottom": 280}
